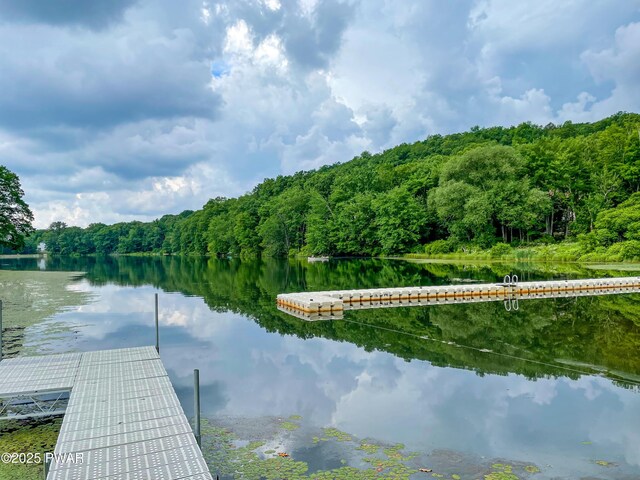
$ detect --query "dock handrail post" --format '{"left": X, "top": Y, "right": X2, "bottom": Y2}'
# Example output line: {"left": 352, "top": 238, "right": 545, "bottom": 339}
{"left": 194, "top": 368, "right": 201, "bottom": 448}
{"left": 44, "top": 455, "right": 51, "bottom": 478}
{"left": 154, "top": 293, "right": 159, "bottom": 353}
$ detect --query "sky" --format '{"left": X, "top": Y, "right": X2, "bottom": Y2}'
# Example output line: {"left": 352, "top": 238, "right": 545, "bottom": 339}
{"left": 1, "top": 0, "right": 640, "bottom": 228}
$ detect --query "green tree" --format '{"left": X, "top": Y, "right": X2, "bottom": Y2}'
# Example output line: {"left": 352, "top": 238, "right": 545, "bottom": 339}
{"left": 305, "top": 191, "right": 336, "bottom": 255}
{"left": 430, "top": 146, "right": 549, "bottom": 245}
{"left": 592, "top": 193, "right": 640, "bottom": 245}
{"left": 373, "top": 187, "right": 427, "bottom": 254}
{"left": 258, "top": 187, "right": 309, "bottom": 256}
{"left": 331, "top": 192, "right": 378, "bottom": 255}
{"left": 206, "top": 199, "right": 235, "bottom": 256}
{"left": 0, "top": 165, "right": 34, "bottom": 250}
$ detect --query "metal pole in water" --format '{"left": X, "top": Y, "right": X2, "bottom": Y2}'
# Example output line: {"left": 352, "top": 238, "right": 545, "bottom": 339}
{"left": 155, "top": 293, "right": 159, "bottom": 353}
{"left": 0, "top": 299, "right": 3, "bottom": 361}
{"left": 194, "top": 368, "right": 201, "bottom": 447}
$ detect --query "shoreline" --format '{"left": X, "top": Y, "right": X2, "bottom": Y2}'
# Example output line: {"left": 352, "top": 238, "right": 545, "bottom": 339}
{"left": 2, "top": 251, "right": 639, "bottom": 269}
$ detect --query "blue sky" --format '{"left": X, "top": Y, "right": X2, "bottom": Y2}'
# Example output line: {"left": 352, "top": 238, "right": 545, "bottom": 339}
{"left": 1, "top": 0, "right": 639, "bottom": 227}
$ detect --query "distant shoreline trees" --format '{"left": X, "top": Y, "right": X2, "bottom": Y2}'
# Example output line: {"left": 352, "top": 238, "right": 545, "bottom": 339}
{"left": 20, "top": 112, "right": 640, "bottom": 260}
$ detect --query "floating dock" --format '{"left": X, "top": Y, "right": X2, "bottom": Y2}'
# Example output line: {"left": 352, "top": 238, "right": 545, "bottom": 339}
{"left": 277, "top": 277, "right": 640, "bottom": 320}
{"left": 0, "top": 346, "right": 212, "bottom": 480}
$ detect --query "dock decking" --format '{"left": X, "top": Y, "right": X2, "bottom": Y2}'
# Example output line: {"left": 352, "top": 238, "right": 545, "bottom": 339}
{"left": 276, "top": 276, "right": 640, "bottom": 320}
{"left": 0, "top": 346, "right": 213, "bottom": 480}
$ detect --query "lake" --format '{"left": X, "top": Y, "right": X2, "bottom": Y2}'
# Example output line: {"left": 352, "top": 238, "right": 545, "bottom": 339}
{"left": 1, "top": 256, "right": 640, "bottom": 479}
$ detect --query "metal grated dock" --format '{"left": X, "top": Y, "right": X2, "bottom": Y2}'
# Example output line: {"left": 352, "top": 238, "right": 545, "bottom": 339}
{"left": 0, "top": 346, "right": 213, "bottom": 480}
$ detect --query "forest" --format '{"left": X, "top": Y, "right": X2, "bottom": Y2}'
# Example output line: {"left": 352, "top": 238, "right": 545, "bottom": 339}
{"left": 10, "top": 112, "right": 640, "bottom": 260}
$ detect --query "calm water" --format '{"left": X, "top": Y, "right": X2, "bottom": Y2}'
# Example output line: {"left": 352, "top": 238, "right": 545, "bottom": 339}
{"left": 3, "top": 256, "right": 640, "bottom": 479}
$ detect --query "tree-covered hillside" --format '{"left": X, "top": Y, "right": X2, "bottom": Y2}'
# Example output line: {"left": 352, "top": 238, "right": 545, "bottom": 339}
{"left": 18, "top": 112, "right": 640, "bottom": 259}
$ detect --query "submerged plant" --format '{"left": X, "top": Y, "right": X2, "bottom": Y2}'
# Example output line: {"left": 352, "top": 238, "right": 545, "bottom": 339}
{"left": 200, "top": 419, "right": 419, "bottom": 480}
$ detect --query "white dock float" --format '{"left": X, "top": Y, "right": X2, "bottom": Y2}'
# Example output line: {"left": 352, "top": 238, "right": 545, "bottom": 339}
{"left": 276, "top": 276, "right": 640, "bottom": 320}
{"left": 0, "top": 346, "right": 212, "bottom": 480}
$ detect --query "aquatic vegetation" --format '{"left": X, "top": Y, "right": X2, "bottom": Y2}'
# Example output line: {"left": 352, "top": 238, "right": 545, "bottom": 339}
{"left": 595, "top": 460, "right": 615, "bottom": 467}
{"left": 485, "top": 463, "right": 519, "bottom": 480}
{"left": 357, "top": 442, "right": 380, "bottom": 454}
{"left": 0, "top": 270, "right": 92, "bottom": 356}
{"left": 200, "top": 419, "right": 420, "bottom": 480}
{"left": 322, "top": 427, "right": 352, "bottom": 442}
{"left": 289, "top": 415, "right": 302, "bottom": 421}
{"left": 0, "top": 418, "right": 61, "bottom": 480}
{"left": 523, "top": 465, "right": 539, "bottom": 473}
{"left": 280, "top": 421, "right": 300, "bottom": 431}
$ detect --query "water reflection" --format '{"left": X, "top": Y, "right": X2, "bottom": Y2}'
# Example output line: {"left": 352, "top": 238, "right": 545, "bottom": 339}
{"left": 4, "top": 256, "right": 640, "bottom": 478}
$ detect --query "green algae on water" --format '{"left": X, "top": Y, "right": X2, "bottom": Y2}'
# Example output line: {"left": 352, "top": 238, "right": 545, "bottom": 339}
{"left": 280, "top": 421, "right": 300, "bottom": 431}
{"left": 322, "top": 427, "right": 352, "bottom": 442}
{"left": 200, "top": 419, "right": 420, "bottom": 480}
{"left": 0, "top": 270, "right": 92, "bottom": 356}
{"left": 0, "top": 418, "right": 62, "bottom": 480}
{"left": 485, "top": 463, "right": 519, "bottom": 480}
{"left": 357, "top": 442, "right": 379, "bottom": 454}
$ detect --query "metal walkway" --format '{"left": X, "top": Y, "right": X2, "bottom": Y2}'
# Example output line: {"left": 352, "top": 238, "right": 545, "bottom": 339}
{"left": 277, "top": 276, "right": 640, "bottom": 320}
{"left": 0, "top": 346, "right": 213, "bottom": 480}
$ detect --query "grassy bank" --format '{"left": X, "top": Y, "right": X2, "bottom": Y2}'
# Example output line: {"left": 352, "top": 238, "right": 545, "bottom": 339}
{"left": 406, "top": 241, "right": 640, "bottom": 265}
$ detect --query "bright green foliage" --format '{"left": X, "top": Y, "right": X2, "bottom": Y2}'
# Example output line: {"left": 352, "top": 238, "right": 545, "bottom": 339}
{"left": 0, "top": 165, "right": 34, "bottom": 251}
{"left": 490, "top": 243, "right": 513, "bottom": 258}
{"left": 424, "top": 239, "right": 457, "bottom": 254}
{"left": 20, "top": 112, "right": 640, "bottom": 257}
{"left": 258, "top": 186, "right": 309, "bottom": 256}
{"left": 430, "top": 146, "right": 550, "bottom": 246}
{"left": 332, "top": 193, "right": 377, "bottom": 255}
{"left": 305, "top": 191, "right": 335, "bottom": 255}
{"left": 593, "top": 193, "right": 640, "bottom": 245}
{"left": 373, "top": 186, "right": 427, "bottom": 254}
